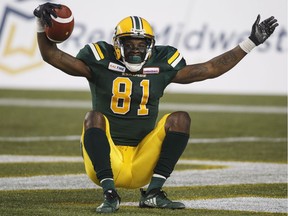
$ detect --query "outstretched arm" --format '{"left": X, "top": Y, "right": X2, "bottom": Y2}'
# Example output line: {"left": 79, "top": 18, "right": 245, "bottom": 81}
{"left": 172, "top": 15, "right": 279, "bottom": 84}
{"left": 34, "top": 3, "right": 92, "bottom": 79}
{"left": 173, "top": 46, "right": 246, "bottom": 84}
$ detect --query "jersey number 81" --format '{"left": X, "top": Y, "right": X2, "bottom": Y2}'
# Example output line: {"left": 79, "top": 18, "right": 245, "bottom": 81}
{"left": 110, "top": 77, "right": 149, "bottom": 116}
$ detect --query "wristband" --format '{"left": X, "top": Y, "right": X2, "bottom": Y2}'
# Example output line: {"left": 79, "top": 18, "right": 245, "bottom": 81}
{"left": 36, "top": 18, "right": 45, "bottom": 33}
{"left": 239, "top": 38, "right": 256, "bottom": 53}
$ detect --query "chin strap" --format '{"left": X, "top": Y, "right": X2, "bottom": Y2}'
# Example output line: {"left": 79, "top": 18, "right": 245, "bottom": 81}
{"left": 120, "top": 46, "right": 151, "bottom": 73}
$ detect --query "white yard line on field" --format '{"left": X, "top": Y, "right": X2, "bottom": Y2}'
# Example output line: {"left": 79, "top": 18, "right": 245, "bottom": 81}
{"left": 180, "top": 197, "right": 288, "bottom": 213}
{"left": 0, "top": 155, "right": 83, "bottom": 163}
{"left": 122, "top": 197, "right": 288, "bottom": 213}
{"left": 0, "top": 156, "right": 287, "bottom": 213}
{"left": 0, "top": 157, "right": 286, "bottom": 189}
{"left": 0, "top": 135, "right": 286, "bottom": 144}
{"left": 0, "top": 135, "right": 81, "bottom": 142}
{"left": 189, "top": 136, "right": 287, "bottom": 143}
{"left": 0, "top": 98, "right": 286, "bottom": 114}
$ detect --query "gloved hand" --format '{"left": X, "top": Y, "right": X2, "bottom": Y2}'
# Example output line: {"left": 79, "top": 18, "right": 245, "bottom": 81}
{"left": 249, "top": 15, "right": 279, "bottom": 45}
{"left": 33, "top": 2, "right": 61, "bottom": 27}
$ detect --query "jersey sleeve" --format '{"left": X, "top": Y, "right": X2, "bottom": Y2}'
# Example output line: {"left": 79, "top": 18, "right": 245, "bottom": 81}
{"left": 76, "top": 42, "right": 116, "bottom": 81}
{"left": 151, "top": 45, "right": 187, "bottom": 86}
{"left": 76, "top": 43, "right": 104, "bottom": 66}
{"left": 166, "top": 46, "right": 186, "bottom": 71}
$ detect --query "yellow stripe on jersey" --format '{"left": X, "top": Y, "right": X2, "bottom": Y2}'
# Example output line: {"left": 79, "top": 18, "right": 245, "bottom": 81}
{"left": 168, "top": 50, "right": 183, "bottom": 68}
{"left": 168, "top": 50, "right": 179, "bottom": 64}
{"left": 94, "top": 44, "right": 104, "bottom": 59}
{"left": 88, "top": 43, "right": 104, "bottom": 61}
{"left": 168, "top": 50, "right": 180, "bottom": 65}
{"left": 171, "top": 52, "right": 183, "bottom": 68}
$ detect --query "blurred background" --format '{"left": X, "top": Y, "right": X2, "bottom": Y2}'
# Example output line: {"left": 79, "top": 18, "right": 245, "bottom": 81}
{"left": 0, "top": 0, "right": 287, "bottom": 95}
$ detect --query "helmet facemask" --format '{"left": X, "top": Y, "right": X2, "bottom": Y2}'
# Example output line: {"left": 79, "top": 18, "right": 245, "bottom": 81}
{"left": 118, "top": 37, "right": 154, "bottom": 72}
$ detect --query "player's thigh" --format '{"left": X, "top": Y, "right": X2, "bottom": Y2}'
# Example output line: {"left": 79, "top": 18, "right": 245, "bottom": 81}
{"left": 132, "top": 114, "right": 170, "bottom": 177}
{"left": 80, "top": 116, "right": 123, "bottom": 185}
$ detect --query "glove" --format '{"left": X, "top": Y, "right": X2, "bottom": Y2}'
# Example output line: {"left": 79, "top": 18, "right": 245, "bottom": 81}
{"left": 249, "top": 15, "right": 279, "bottom": 46}
{"left": 33, "top": 2, "right": 61, "bottom": 27}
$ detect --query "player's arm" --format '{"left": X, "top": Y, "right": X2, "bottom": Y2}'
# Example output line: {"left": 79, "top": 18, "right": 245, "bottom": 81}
{"left": 34, "top": 3, "right": 92, "bottom": 79}
{"left": 172, "top": 15, "right": 278, "bottom": 84}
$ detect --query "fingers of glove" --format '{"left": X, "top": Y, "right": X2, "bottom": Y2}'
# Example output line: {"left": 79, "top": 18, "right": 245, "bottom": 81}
{"left": 265, "top": 17, "right": 278, "bottom": 28}
{"left": 267, "top": 19, "right": 279, "bottom": 30}
{"left": 263, "top": 16, "right": 275, "bottom": 24}
{"left": 43, "top": 2, "right": 61, "bottom": 9}
{"left": 43, "top": 12, "right": 53, "bottom": 27}
{"left": 33, "top": 9, "right": 40, "bottom": 18}
{"left": 267, "top": 24, "right": 278, "bottom": 35}
{"left": 46, "top": 8, "right": 58, "bottom": 18}
{"left": 34, "top": 3, "right": 61, "bottom": 18}
{"left": 262, "top": 17, "right": 279, "bottom": 35}
{"left": 37, "top": 3, "right": 62, "bottom": 27}
{"left": 253, "top": 14, "right": 261, "bottom": 27}
{"left": 33, "top": 5, "right": 42, "bottom": 17}
{"left": 51, "top": 3, "right": 62, "bottom": 8}
{"left": 46, "top": 4, "right": 62, "bottom": 18}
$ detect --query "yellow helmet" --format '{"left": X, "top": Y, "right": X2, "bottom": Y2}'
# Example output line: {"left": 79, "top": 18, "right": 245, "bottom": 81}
{"left": 113, "top": 16, "right": 155, "bottom": 72}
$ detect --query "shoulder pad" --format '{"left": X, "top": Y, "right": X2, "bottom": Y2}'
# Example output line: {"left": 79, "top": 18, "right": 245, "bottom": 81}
{"left": 86, "top": 41, "right": 115, "bottom": 61}
{"left": 167, "top": 47, "right": 184, "bottom": 68}
{"left": 152, "top": 46, "right": 186, "bottom": 70}
{"left": 88, "top": 43, "right": 105, "bottom": 61}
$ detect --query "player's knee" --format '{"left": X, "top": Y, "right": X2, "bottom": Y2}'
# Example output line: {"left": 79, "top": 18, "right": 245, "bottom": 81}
{"left": 166, "top": 111, "right": 191, "bottom": 133}
{"left": 84, "top": 111, "right": 105, "bottom": 130}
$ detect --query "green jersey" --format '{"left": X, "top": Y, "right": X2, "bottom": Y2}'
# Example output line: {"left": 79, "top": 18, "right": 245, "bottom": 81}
{"left": 76, "top": 41, "right": 186, "bottom": 146}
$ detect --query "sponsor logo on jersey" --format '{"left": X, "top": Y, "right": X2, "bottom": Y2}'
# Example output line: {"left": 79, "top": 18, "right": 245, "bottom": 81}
{"left": 123, "top": 73, "right": 146, "bottom": 77}
{"left": 108, "top": 62, "right": 126, "bottom": 73}
{"left": 143, "top": 67, "right": 160, "bottom": 74}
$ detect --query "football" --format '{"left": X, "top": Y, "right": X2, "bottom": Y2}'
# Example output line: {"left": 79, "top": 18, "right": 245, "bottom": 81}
{"left": 45, "top": 5, "right": 74, "bottom": 43}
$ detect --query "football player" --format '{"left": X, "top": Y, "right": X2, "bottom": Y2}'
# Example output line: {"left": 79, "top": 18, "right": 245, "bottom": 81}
{"left": 34, "top": 3, "right": 278, "bottom": 213}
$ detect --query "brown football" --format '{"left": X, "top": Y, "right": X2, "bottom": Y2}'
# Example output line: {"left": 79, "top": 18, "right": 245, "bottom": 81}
{"left": 45, "top": 5, "right": 74, "bottom": 43}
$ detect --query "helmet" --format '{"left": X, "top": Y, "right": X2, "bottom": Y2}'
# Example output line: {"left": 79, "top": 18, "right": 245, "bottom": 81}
{"left": 113, "top": 16, "right": 155, "bottom": 72}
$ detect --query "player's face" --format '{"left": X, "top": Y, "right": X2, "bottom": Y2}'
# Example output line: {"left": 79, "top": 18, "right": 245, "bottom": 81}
{"left": 122, "top": 38, "right": 148, "bottom": 64}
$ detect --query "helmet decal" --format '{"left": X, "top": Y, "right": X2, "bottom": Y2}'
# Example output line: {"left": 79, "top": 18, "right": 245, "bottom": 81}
{"left": 131, "top": 16, "right": 142, "bottom": 30}
{"left": 131, "top": 16, "right": 145, "bottom": 35}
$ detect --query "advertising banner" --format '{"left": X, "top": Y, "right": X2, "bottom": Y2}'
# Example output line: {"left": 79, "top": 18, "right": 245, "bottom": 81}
{"left": 0, "top": 0, "right": 286, "bottom": 95}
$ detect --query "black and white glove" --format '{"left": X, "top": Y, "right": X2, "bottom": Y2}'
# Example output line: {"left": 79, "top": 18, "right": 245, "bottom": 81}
{"left": 33, "top": 2, "right": 61, "bottom": 32}
{"left": 240, "top": 15, "right": 279, "bottom": 53}
{"left": 249, "top": 15, "right": 279, "bottom": 45}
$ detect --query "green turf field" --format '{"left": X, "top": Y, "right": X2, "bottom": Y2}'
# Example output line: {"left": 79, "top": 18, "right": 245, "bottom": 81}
{"left": 0, "top": 89, "right": 287, "bottom": 216}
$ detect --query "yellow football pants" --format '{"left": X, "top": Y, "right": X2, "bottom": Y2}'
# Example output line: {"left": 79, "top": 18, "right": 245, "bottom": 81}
{"left": 81, "top": 114, "right": 169, "bottom": 189}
